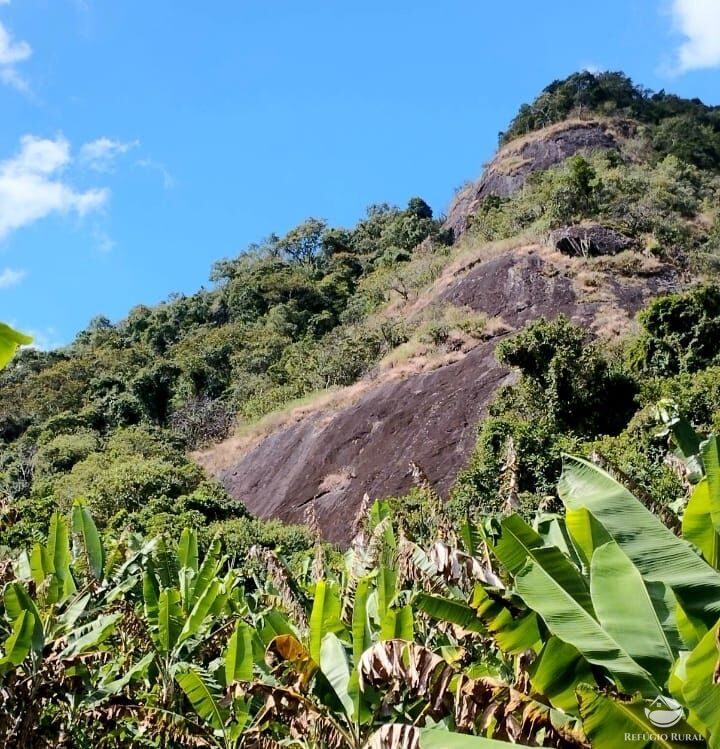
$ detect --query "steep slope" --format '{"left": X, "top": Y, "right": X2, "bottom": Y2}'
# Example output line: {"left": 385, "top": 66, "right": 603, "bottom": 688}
{"left": 197, "top": 242, "right": 680, "bottom": 543}
{"left": 4, "top": 71, "right": 717, "bottom": 552}
{"left": 444, "top": 118, "right": 629, "bottom": 238}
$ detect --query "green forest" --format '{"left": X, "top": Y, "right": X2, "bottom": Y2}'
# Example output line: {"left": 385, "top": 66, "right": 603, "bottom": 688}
{"left": 2, "top": 71, "right": 720, "bottom": 747}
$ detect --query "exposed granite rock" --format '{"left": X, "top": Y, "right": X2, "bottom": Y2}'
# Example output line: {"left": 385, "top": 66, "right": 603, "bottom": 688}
{"left": 201, "top": 248, "right": 673, "bottom": 545}
{"left": 445, "top": 121, "right": 624, "bottom": 239}
{"left": 549, "top": 224, "right": 635, "bottom": 257}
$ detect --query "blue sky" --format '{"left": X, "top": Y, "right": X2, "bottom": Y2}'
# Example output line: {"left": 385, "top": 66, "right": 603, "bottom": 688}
{"left": 1, "top": 0, "right": 719, "bottom": 345}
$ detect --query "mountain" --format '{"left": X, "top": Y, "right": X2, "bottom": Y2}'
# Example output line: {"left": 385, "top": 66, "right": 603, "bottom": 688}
{"left": 1, "top": 71, "right": 719, "bottom": 551}
{"left": 196, "top": 242, "right": 679, "bottom": 543}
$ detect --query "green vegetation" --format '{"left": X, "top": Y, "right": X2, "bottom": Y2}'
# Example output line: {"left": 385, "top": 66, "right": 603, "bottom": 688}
{"left": 4, "top": 71, "right": 720, "bottom": 746}
{"left": 471, "top": 149, "right": 720, "bottom": 272}
{"left": 501, "top": 71, "right": 720, "bottom": 170}
{"left": 450, "top": 287, "right": 720, "bottom": 525}
{"left": 2, "top": 393, "right": 720, "bottom": 745}
{"left": 0, "top": 199, "right": 450, "bottom": 551}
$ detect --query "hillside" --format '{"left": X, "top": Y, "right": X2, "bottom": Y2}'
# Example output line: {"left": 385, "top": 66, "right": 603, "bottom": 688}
{"left": 2, "top": 71, "right": 720, "bottom": 552}
{"left": 4, "top": 70, "right": 720, "bottom": 749}
{"left": 197, "top": 242, "right": 679, "bottom": 543}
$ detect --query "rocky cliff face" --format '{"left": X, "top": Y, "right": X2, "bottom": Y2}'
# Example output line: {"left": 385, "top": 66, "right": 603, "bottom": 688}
{"left": 197, "top": 245, "right": 678, "bottom": 544}
{"left": 444, "top": 120, "right": 628, "bottom": 238}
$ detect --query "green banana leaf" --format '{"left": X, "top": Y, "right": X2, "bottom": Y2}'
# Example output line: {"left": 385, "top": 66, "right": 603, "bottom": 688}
{"left": 577, "top": 684, "right": 701, "bottom": 748}
{"left": 672, "top": 617, "right": 720, "bottom": 747}
{"left": 190, "top": 538, "right": 222, "bottom": 606}
{"left": 0, "top": 610, "right": 35, "bottom": 666}
{"left": 559, "top": 455, "right": 720, "bottom": 626}
{"left": 565, "top": 506, "right": 612, "bottom": 572}
{"left": 376, "top": 563, "right": 400, "bottom": 623}
{"left": 58, "top": 592, "right": 91, "bottom": 631}
{"left": 71, "top": 499, "right": 104, "bottom": 580}
{"left": 380, "top": 605, "right": 413, "bottom": 641}
{"left": 142, "top": 569, "right": 160, "bottom": 631}
{"left": 415, "top": 593, "right": 485, "bottom": 634}
{"left": 492, "top": 514, "right": 593, "bottom": 614}
{"left": 703, "top": 436, "right": 720, "bottom": 537}
{"left": 590, "top": 541, "right": 679, "bottom": 684}
{"left": 535, "top": 513, "right": 584, "bottom": 568}
{"left": 158, "top": 588, "right": 183, "bottom": 654}
{"left": 177, "top": 528, "right": 199, "bottom": 572}
{"left": 0, "top": 323, "right": 32, "bottom": 369}
{"left": 515, "top": 555, "right": 658, "bottom": 695}
{"left": 4, "top": 582, "right": 44, "bottom": 655}
{"left": 224, "top": 620, "right": 253, "bottom": 684}
{"left": 29, "top": 544, "right": 53, "bottom": 586}
{"left": 175, "top": 666, "right": 227, "bottom": 731}
{"left": 529, "top": 637, "right": 595, "bottom": 714}
{"left": 60, "top": 612, "right": 121, "bottom": 659}
{"left": 470, "top": 585, "right": 542, "bottom": 654}
{"left": 459, "top": 519, "right": 484, "bottom": 557}
{"left": 177, "top": 579, "right": 220, "bottom": 646}
{"left": 154, "top": 539, "right": 179, "bottom": 589}
{"left": 47, "top": 513, "right": 75, "bottom": 597}
{"left": 100, "top": 651, "right": 155, "bottom": 695}
{"left": 309, "top": 580, "right": 344, "bottom": 662}
{"left": 319, "top": 632, "right": 354, "bottom": 719}
{"left": 352, "top": 576, "right": 372, "bottom": 666}
{"left": 682, "top": 480, "right": 720, "bottom": 568}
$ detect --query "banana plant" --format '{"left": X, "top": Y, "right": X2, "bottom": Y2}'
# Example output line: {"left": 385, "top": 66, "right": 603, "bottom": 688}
{"left": 138, "top": 528, "right": 243, "bottom": 707}
{"left": 0, "top": 505, "right": 134, "bottom": 746}
{"left": 172, "top": 619, "right": 256, "bottom": 749}
{"left": 225, "top": 500, "right": 421, "bottom": 748}
{"left": 414, "top": 441, "right": 720, "bottom": 746}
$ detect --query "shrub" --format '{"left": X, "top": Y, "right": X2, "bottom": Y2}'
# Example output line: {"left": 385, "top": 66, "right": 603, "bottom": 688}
{"left": 209, "top": 516, "right": 314, "bottom": 561}
{"left": 496, "top": 316, "right": 638, "bottom": 436}
{"left": 632, "top": 285, "right": 720, "bottom": 375}
{"left": 46, "top": 453, "right": 205, "bottom": 523}
{"left": 169, "top": 396, "right": 235, "bottom": 449}
{"left": 33, "top": 431, "right": 100, "bottom": 476}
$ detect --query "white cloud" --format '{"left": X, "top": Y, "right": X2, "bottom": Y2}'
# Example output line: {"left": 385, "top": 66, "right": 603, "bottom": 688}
{"left": 0, "top": 135, "right": 108, "bottom": 241}
{"left": 0, "top": 19, "right": 31, "bottom": 91}
{"left": 24, "top": 326, "right": 64, "bottom": 351}
{"left": 92, "top": 227, "right": 115, "bottom": 253}
{"left": 0, "top": 267, "right": 25, "bottom": 288}
{"left": 136, "top": 158, "right": 175, "bottom": 189}
{"left": 672, "top": 0, "right": 720, "bottom": 71}
{"left": 80, "top": 137, "right": 139, "bottom": 172}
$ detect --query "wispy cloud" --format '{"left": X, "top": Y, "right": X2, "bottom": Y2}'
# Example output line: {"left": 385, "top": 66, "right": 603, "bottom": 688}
{"left": 25, "top": 326, "right": 64, "bottom": 350}
{"left": 91, "top": 227, "right": 115, "bottom": 253}
{"left": 0, "top": 134, "right": 108, "bottom": 241}
{"left": 671, "top": 0, "right": 720, "bottom": 72}
{"left": 0, "top": 18, "right": 31, "bottom": 92}
{"left": 80, "top": 137, "right": 139, "bottom": 172}
{"left": 0, "top": 267, "right": 25, "bottom": 288}
{"left": 136, "top": 158, "right": 175, "bottom": 189}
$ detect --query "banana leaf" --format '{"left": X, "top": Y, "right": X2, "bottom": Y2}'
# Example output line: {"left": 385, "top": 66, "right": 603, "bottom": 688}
{"left": 590, "top": 541, "right": 680, "bottom": 684}
{"left": 515, "top": 555, "right": 658, "bottom": 695}
{"left": 577, "top": 684, "right": 700, "bottom": 748}
{"left": 671, "top": 618, "right": 720, "bottom": 747}
{"left": 0, "top": 323, "right": 31, "bottom": 369}
{"left": 559, "top": 455, "right": 720, "bottom": 626}
{"left": 492, "top": 514, "right": 593, "bottom": 614}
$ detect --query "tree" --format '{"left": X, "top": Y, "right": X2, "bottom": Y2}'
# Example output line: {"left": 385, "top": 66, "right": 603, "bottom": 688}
{"left": 276, "top": 217, "right": 327, "bottom": 266}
